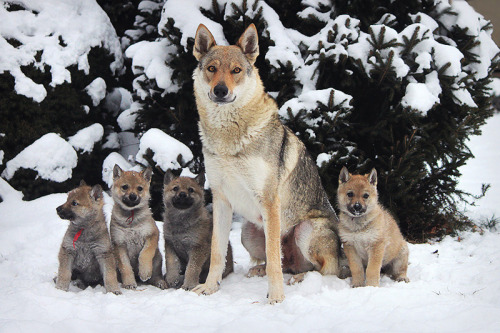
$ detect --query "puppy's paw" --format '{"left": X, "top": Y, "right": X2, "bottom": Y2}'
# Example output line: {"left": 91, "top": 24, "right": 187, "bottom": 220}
{"left": 365, "top": 279, "right": 380, "bottom": 287}
{"left": 107, "top": 287, "right": 122, "bottom": 295}
{"left": 246, "top": 264, "right": 266, "bottom": 278}
{"left": 287, "top": 273, "right": 306, "bottom": 285}
{"left": 55, "top": 281, "right": 69, "bottom": 292}
{"left": 155, "top": 279, "right": 168, "bottom": 290}
{"left": 192, "top": 282, "right": 219, "bottom": 296}
{"left": 122, "top": 282, "right": 137, "bottom": 290}
{"left": 139, "top": 263, "right": 153, "bottom": 282}
{"left": 396, "top": 276, "right": 410, "bottom": 283}
{"left": 166, "top": 274, "right": 182, "bottom": 289}
{"left": 351, "top": 279, "right": 365, "bottom": 288}
{"left": 181, "top": 281, "right": 198, "bottom": 291}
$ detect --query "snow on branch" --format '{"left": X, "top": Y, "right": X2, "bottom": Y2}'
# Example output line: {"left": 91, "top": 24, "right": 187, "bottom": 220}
{"left": 0, "top": 0, "right": 123, "bottom": 102}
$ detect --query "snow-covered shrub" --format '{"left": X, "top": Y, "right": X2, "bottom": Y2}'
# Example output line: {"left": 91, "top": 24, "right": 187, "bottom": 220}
{"left": 289, "top": 0, "right": 500, "bottom": 240}
{"left": 123, "top": 0, "right": 499, "bottom": 240}
{"left": 0, "top": 0, "right": 124, "bottom": 199}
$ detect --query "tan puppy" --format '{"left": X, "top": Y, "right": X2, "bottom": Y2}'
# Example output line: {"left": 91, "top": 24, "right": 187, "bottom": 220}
{"left": 110, "top": 165, "right": 166, "bottom": 290}
{"left": 337, "top": 167, "right": 409, "bottom": 287}
{"left": 55, "top": 181, "right": 121, "bottom": 294}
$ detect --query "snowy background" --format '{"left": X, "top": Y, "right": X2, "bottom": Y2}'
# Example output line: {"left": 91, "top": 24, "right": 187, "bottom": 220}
{"left": 1, "top": 0, "right": 500, "bottom": 331}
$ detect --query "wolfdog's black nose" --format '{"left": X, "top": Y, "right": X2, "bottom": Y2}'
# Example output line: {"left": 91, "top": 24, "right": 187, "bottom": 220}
{"left": 214, "top": 84, "right": 228, "bottom": 98}
{"left": 129, "top": 193, "right": 137, "bottom": 201}
{"left": 56, "top": 206, "right": 63, "bottom": 213}
{"left": 353, "top": 202, "right": 362, "bottom": 211}
{"left": 178, "top": 191, "right": 187, "bottom": 199}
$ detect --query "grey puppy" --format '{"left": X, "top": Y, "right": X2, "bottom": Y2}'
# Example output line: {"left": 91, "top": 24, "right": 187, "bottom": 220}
{"left": 55, "top": 181, "right": 121, "bottom": 294}
{"left": 163, "top": 171, "right": 233, "bottom": 290}
{"left": 110, "top": 165, "right": 166, "bottom": 290}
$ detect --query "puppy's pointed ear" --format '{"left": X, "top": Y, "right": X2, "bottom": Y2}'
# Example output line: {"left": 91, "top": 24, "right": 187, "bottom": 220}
{"left": 237, "top": 24, "right": 259, "bottom": 64}
{"left": 339, "top": 166, "right": 350, "bottom": 184}
{"left": 368, "top": 168, "right": 377, "bottom": 186}
{"left": 113, "top": 164, "right": 123, "bottom": 180}
{"left": 79, "top": 179, "right": 87, "bottom": 187}
{"left": 195, "top": 172, "right": 206, "bottom": 188}
{"left": 164, "top": 170, "right": 175, "bottom": 185}
{"left": 142, "top": 167, "right": 153, "bottom": 183}
{"left": 90, "top": 185, "right": 103, "bottom": 201}
{"left": 193, "top": 24, "right": 216, "bottom": 61}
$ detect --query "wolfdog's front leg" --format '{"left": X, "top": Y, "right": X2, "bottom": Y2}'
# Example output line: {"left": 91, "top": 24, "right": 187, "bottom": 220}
{"left": 263, "top": 195, "right": 285, "bottom": 304}
{"left": 193, "top": 190, "right": 232, "bottom": 296}
{"left": 138, "top": 229, "right": 159, "bottom": 282}
{"left": 55, "top": 247, "right": 74, "bottom": 291}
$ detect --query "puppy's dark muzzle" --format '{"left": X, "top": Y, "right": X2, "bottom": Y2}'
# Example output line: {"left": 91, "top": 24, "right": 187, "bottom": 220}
{"left": 348, "top": 202, "right": 366, "bottom": 216}
{"left": 172, "top": 192, "right": 194, "bottom": 210}
{"left": 122, "top": 193, "right": 141, "bottom": 207}
{"left": 56, "top": 205, "right": 74, "bottom": 220}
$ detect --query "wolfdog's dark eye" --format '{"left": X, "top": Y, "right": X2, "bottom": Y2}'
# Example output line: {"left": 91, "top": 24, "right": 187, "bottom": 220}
{"left": 121, "top": 185, "right": 129, "bottom": 190}
{"left": 137, "top": 186, "right": 143, "bottom": 192}
{"left": 207, "top": 66, "right": 216, "bottom": 72}
{"left": 188, "top": 188, "right": 194, "bottom": 193}
{"left": 347, "top": 192, "right": 354, "bottom": 198}
{"left": 173, "top": 186, "right": 179, "bottom": 192}
{"left": 363, "top": 193, "right": 369, "bottom": 199}
{"left": 72, "top": 201, "right": 78, "bottom": 206}
{"left": 233, "top": 67, "right": 241, "bottom": 74}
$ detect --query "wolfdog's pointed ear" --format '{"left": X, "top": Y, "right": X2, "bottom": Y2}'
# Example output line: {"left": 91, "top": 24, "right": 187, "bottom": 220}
{"left": 113, "top": 164, "right": 123, "bottom": 180}
{"left": 163, "top": 170, "right": 175, "bottom": 185}
{"left": 237, "top": 24, "right": 259, "bottom": 64}
{"left": 193, "top": 24, "right": 216, "bottom": 61}
{"left": 142, "top": 167, "right": 153, "bottom": 183}
{"left": 79, "top": 180, "right": 87, "bottom": 187}
{"left": 195, "top": 172, "right": 206, "bottom": 188}
{"left": 90, "top": 185, "right": 103, "bottom": 201}
{"left": 339, "top": 166, "right": 350, "bottom": 184}
{"left": 368, "top": 168, "right": 377, "bottom": 186}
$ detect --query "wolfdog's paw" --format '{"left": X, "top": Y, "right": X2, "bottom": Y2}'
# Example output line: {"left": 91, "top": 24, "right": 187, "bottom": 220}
{"left": 192, "top": 282, "right": 219, "bottom": 296}
{"left": 246, "top": 264, "right": 266, "bottom": 278}
{"left": 139, "top": 263, "right": 153, "bottom": 282}
{"left": 267, "top": 291, "right": 285, "bottom": 304}
{"left": 287, "top": 273, "right": 306, "bottom": 285}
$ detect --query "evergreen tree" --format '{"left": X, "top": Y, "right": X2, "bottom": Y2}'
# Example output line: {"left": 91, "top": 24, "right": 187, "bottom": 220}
{"left": 288, "top": 0, "right": 499, "bottom": 240}
{"left": 0, "top": 1, "right": 123, "bottom": 199}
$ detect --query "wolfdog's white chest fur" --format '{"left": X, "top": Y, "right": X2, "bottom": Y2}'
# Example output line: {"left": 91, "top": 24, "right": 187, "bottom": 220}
{"left": 204, "top": 152, "right": 268, "bottom": 225}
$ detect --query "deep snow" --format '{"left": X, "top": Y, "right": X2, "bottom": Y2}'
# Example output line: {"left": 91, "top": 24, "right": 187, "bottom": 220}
{"left": 1, "top": 114, "right": 500, "bottom": 332}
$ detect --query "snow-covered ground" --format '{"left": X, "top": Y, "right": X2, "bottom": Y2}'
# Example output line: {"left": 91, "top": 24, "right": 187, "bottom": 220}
{"left": 1, "top": 115, "right": 500, "bottom": 332}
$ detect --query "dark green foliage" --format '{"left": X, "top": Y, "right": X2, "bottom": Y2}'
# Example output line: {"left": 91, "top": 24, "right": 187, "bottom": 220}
{"left": 287, "top": 0, "right": 499, "bottom": 241}
{"left": 1, "top": 47, "right": 119, "bottom": 199}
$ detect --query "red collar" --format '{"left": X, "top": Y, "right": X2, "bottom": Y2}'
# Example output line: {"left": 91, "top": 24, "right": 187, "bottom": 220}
{"left": 73, "top": 229, "right": 84, "bottom": 249}
{"left": 126, "top": 210, "right": 135, "bottom": 225}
